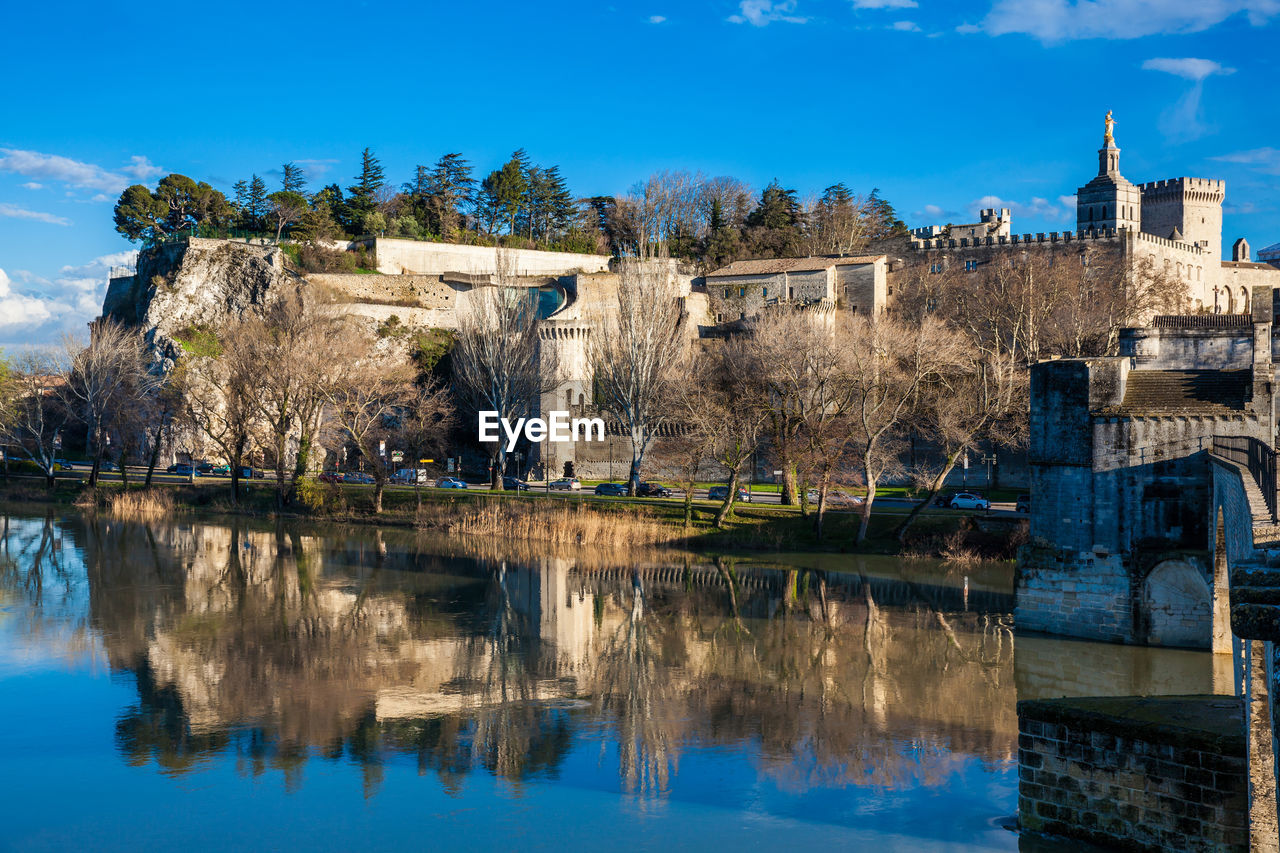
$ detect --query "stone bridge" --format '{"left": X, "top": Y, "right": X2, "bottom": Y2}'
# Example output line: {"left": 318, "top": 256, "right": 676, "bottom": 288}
{"left": 1211, "top": 445, "right": 1280, "bottom": 852}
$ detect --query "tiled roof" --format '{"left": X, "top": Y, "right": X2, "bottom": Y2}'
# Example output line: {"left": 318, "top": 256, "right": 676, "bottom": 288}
{"left": 1119, "top": 369, "right": 1250, "bottom": 414}
{"left": 707, "top": 255, "right": 882, "bottom": 278}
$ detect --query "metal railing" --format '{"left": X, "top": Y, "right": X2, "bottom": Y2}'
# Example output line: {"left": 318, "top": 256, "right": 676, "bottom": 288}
{"left": 1213, "top": 435, "right": 1278, "bottom": 521}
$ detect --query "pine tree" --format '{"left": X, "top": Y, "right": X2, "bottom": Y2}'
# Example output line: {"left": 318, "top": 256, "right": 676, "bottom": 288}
{"left": 246, "top": 175, "right": 268, "bottom": 228}
{"left": 347, "top": 147, "right": 385, "bottom": 221}
{"left": 426, "top": 153, "right": 473, "bottom": 239}
{"left": 281, "top": 162, "right": 307, "bottom": 194}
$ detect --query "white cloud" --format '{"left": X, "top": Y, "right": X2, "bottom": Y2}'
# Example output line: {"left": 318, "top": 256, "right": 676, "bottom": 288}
{"left": 0, "top": 251, "right": 138, "bottom": 345}
{"left": 1142, "top": 58, "right": 1235, "bottom": 142}
{"left": 21, "top": 182, "right": 43, "bottom": 190}
{"left": 649, "top": 14, "right": 666, "bottom": 22}
{"left": 1141, "top": 56, "right": 1235, "bottom": 80}
{"left": 955, "top": 22, "right": 981, "bottom": 32}
{"left": 728, "top": 0, "right": 807, "bottom": 25}
{"left": 1212, "top": 147, "right": 1280, "bottom": 175}
{"left": 981, "top": 0, "right": 1280, "bottom": 41}
{"left": 972, "top": 194, "right": 1074, "bottom": 223}
{"left": 292, "top": 158, "right": 339, "bottom": 179}
{"left": 0, "top": 148, "right": 163, "bottom": 197}
{"left": 0, "top": 268, "right": 55, "bottom": 330}
{"left": 851, "top": 0, "right": 916, "bottom": 6}
{"left": 0, "top": 203, "right": 71, "bottom": 226}
{"left": 121, "top": 155, "right": 164, "bottom": 181}
{"left": 890, "top": 19, "right": 921, "bottom": 30}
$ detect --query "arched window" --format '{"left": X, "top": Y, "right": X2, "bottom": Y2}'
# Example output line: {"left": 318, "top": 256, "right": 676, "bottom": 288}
{"left": 1241, "top": 287, "right": 1250, "bottom": 313}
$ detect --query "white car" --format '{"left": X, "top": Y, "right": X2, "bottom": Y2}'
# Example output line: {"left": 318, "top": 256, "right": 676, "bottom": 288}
{"left": 948, "top": 492, "right": 990, "bottom": 510}
{"left": 550, "top": 477, "right": 582, "bottom": 491}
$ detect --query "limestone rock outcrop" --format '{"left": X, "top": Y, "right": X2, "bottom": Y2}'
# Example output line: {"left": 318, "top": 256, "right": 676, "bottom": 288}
{"left": 103, "top": 238, "right": 299, "bottom": 366}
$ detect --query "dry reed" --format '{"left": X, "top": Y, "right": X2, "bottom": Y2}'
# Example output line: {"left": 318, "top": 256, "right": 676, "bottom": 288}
{"left": 108, "top": 488, "right": 175, "bottom": 521}
{"left": 421, "top": 499, "right": 684, "bottom": 548}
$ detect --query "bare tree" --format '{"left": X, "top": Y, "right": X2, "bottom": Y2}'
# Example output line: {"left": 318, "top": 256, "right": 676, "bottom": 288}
{"left": 591, "top": 260, "right": 686, "bottom": 495}
{"left": 63, "top": 319, "right": 156, "bottom": 487}
{"left": 236, "top": 288, "right": 348, "bottom": 508}
{"left": 845, "top": 314, "right": 963, "bottom": 544}
{"left": 697, "top": 336, "right": 766, "bottom": 528}
{"left": 452, "top": 254, "right": 557, "bottom": 488}
{"left": 176, "top": 332, "right": 260, "bottom": 506}
{"left": 0, "top": 350, "right": 71, "bottom": 490}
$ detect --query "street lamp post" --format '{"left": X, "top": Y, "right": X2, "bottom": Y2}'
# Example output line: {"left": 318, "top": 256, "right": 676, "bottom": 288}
{"left": 980, "top": 453, "right": 997, "bottom": 512}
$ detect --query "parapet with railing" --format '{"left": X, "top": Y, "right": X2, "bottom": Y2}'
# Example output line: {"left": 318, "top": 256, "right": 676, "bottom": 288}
{"left": 1213, "top": 435, "right": 1277, "bottom": 522}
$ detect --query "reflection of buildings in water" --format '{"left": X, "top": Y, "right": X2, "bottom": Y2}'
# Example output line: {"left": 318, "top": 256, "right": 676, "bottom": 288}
{"left": 3, "top": 513, "right": 1223, "bottom": 797}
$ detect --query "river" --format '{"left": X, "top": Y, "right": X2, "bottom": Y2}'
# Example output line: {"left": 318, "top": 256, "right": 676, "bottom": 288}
{"left": 0, "top": 511, "right": 1228, "bottom": 851}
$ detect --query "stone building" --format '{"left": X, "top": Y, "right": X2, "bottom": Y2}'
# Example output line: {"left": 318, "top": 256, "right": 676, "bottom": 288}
{"left": 909, "top": 207, "right": 1011, "bottom": 241}
{"left": 897, "top": 113, "right": 1280, "bottom": 314}
{"left": 1019, "top": 288, "right": 1278, "bottom": 649}
{"left": 702, "top": 254, "right": 888, "bottom": 323}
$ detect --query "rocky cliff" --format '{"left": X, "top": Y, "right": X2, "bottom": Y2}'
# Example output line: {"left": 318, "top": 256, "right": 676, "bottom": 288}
{"left": 103, "top": 238, "right": 300, "bottom": 366}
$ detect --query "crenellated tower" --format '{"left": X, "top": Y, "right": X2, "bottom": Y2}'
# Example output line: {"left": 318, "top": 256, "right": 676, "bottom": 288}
{"left": 1076, "top": 110, "right": 1143, "bottom": 234}
{"left": 1140, "top": 177, "right": 1226, "bottom": 261}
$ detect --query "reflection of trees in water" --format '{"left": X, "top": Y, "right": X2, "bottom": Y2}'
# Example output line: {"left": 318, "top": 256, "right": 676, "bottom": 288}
{"left": 8, "top": 515, "right": 1024, "bottom": 798}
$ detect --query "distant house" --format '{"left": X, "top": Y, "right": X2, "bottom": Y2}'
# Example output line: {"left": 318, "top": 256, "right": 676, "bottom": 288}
{"left": 703, "top": 254, "right": 888, "bottom": 324}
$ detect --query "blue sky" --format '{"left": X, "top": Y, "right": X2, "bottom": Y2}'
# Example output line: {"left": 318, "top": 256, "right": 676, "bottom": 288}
{"left": 2, "top": 0, "right": 1278, "bottom": 347}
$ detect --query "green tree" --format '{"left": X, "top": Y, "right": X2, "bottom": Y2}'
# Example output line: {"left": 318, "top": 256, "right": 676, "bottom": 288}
{"left": 347, "top": 147, "right": 385, "bottom": 223}
{"left": 246, "top": 175, "right": 268, "bottom": 227}
{"left": 478, "top": 150, "right": 530, "bottom": 236}
{"left": 426, "top": 153, "right": 473, "bottom": 239}
{"left": 267, "top": 190, "right": 309, "bottom": 242}
{"left": 743, "top": 180, "right": 804, "bottom": 258}
{"left": 281, "top": 162, "right": 307, "bottom": 194}
{"left": 113, "top": 184, "right": 169, "bottom": 242}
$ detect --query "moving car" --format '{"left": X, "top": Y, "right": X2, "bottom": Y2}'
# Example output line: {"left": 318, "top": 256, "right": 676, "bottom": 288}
{"left": 211, "top": 464, "right": 230, "bottom": 476}
{"left": 636, "top": 482, "right": 672, "bottom": 498}
{"left": 594, "top": 482, "right": 627, "bottom": 496}
{"left": 948, "top": 492, "right": 990, "bottom": 510}
{"left": 550, "top": 477, "right": 581, "bottom": 491}
{"left": 343, "top": 472, "right": 375, "bottom": 484}
{"left": 436, "top": 477, "right": 468, "bottom": 489}
{"left": 53, "top": 459, "right": 76, "bottom": 470}
{"left": 318, "top": 471, "right": 342, "bottom": 484}
{"left": 1016, "top": 494, "right": 1031, "bottom": 513}
{"left": 503, "top": 476, "right": 530, "bottom": 491}
{"left": 195, "top": 461, "right": 213, "bottom": 474}
{"left": 166, "top": 463, "right": 199, "bottom": 477}
{"left": 708, "top": 485, "right": 749, "bottom": 502}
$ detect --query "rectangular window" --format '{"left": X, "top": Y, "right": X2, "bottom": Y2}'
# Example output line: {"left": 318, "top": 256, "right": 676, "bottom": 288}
{"left": 929, "top": 262, "right": 943, "bottom": 274}
{"left": 964, "top": 260, "right": 979, "bottom": 272}
{"left": 788, "top": 286, "right": 794, "bottom": 298}
{"left": 739, "top": 287, "right": 745, "bottom": 297}
{"left": 762, "top": 287, "right": 768, "bottom": 298}
{"left": 724, "top": 288, "right": 730, "bottom": 298}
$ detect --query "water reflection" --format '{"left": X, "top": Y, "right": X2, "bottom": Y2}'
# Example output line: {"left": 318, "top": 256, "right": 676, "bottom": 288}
{"left": 0, "top": 511, "right": 1225, "bottom": 848}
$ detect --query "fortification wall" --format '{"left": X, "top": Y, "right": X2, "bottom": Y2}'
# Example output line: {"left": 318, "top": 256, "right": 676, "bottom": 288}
{"left": 1018, "top": 696, "right": 1248, "bottom": 852}
{"left": 307, "top": 273, "right": 460, "bottom": 309}
{"left": 836, "top": 259, "right": 885, "bottom": 315}
{"left": 1119, "top": 326, "right": 1255, "bottom": 370}
{"left": 366, "top": 238, "right": 612, "bottom": 277}
{"left": 1141, "top": 178, "right": 1226, "bottom": 263}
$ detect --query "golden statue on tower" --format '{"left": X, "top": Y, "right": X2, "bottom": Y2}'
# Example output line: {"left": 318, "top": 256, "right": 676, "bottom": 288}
{"left": 1104, "top": 110, "right": 1116, "bottom": 145}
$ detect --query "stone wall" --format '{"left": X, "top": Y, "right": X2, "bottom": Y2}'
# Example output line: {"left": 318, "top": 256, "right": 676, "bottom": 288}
{"left": 308, "top": 273, "right": 459, "bottom": 309}
{"left": 365, "top": 237, "right": 611, "bottom": 277}
{"left": 1018, "top": 695, "right": 1248, "bottom": 852}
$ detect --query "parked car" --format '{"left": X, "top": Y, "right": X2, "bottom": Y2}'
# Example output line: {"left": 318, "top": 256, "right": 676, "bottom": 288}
{"left": 636, "top": 482, "right": 672, "bottom": 498}
{"left": 318, "top": 471, "right": 342, "bottom": 484}
{"left": 502, "top": 475, "right": 530, "bottom": 491}
{"left": 948, "top": 492, "right": 990, "bottom": 510}
{"left": 708, "top": 485, "right": 749, "bottom": 502}
{"left": 932, "top": 491, "right": 958, "bottom": 507}
{"left": 550, "top": 477, "right": 581, "bottom": 491}
{"left": 211, "top": 464, "right": 231, "bottom": 476}
{"left": 827, "top": 491, "right": 866, "bottom": 507}
{"left": 195, "top": 461, "right": 213, "bottom": 474}
{"left": 436, "top": 477, "right": 468, "bottom": 489}
{"left": 100, "top": 461, "right": 118, "bottom": 472}
{"left": 166, "top": 463, "right": 199, "bottom": 477}
{"left": 53, "top": 459, "right": 76, "bottom": 470}
{"left": 1016, "top": 494, "right": 1031, "bottom": 513}
{"left": 594, "top": 482, "right": 627, "bottom": 496}
{"left": 343, "top": 472, "right": 375, "bottom": 484}
{"left": 237, "top": 466, "right": 266, "bottom": 480}
{"left": 391, "top": 468, "right": 430, "bottom": 485}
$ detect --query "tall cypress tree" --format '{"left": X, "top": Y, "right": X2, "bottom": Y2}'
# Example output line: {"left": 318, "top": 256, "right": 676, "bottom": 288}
{"left": 347, "top": 147, "right": 385, "bottom": 219}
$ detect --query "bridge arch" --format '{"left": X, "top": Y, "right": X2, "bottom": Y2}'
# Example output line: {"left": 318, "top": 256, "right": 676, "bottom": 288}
{"left": 1141, "top": 559, "right": 1212, "bottom": 647}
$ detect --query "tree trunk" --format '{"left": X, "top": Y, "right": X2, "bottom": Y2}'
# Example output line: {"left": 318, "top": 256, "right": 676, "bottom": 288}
{"left": 89, "top": 454, "right": 101, "bottom": 488}
{"left": 144, "top": 427, "right": 163, "bottom": 487}
{"left": 45, "top": 470, "right": 55, "bottom": 492}
{"left": 683, "top": 486, "right": 695, "bottom": 527}
{"left": 119, "top": 452, "right": 130, "bottom": 491}
{"left": 230, "top": 468, "right": 240, "bottom": 507}
{"left": 895, "top": 449, "right": 966, "bottom": 544}
{"left": 780, "top": 462, "right": 799, "bottom": 506}
{"left": 857, "top": 453, "right": 877, "bottom": 544}
{"left": 814, "top": 478, "right": 829, "bottom": 541}
{"left": 714, "top": 471, "right": 739, "bottom": 528}
{"left": 373, "top": 481, "right": 384, "bottom": 514}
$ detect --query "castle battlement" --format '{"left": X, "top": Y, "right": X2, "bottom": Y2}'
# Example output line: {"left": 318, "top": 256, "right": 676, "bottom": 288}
{"left": 1131, "top": 230, "right": 1207, "bottom": 254}
{"left": 1140, "top": 177, "right": 1226, "bottom": 201}
{"left": 908, "top": 229, "right": 1120, "bottom": 250}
